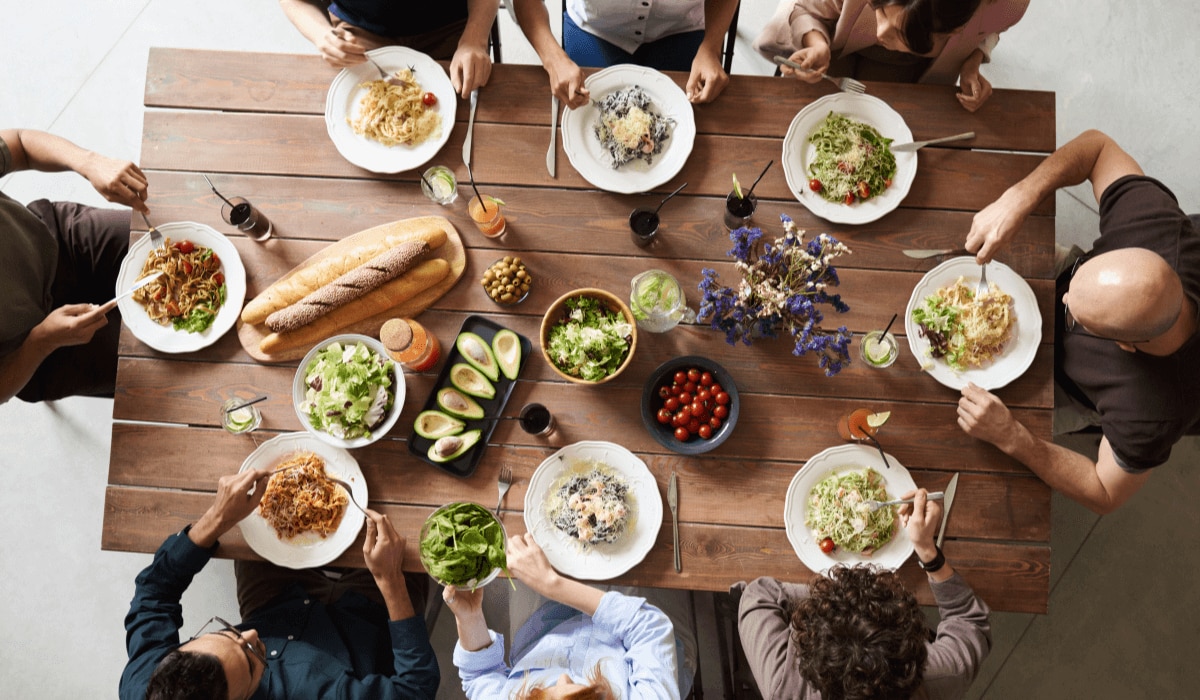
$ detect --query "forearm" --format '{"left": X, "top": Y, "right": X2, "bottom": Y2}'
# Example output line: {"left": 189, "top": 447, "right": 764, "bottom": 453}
{"left": 460, "top": 0, "right": 499, "bottom": 51}
{"left": 454, "top": 610, "right": 493, "bottom": 651}
{"left": 961, "top": 48, "right": 985, "bottom": 75}
{"left": 0, "top": 329, "right": 57, "bottom": 404}
{"left": 1009, "top": 130, "right": 1125, "bottom": 212}
{"left": 990, "top": 419, "right": 1122, "bottom": 513}
{"left": 2, "top": 128, "right": 95, "bottom": 176}
{"left": 376, "top": 577, "right": 417, "bottom": 621}
{"left": 700, "top": 0, "right": 740, "bottom": 55}
{"left": 541, "top": 574, "right": 604, "bottom": 617}
{"left": 279, "top": 0, "right": 334, "bottom": 44}
{"left": 513, "top": 0, "right": 569, "bottom": 64}
{"left": 912, "top": 540, "right": 956, "bottom": 584}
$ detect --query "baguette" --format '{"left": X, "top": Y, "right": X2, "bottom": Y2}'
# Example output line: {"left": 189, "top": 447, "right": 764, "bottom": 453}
{"left": 241, "top": 225, "right": 448, "bottom": 325}
{"left": 265, "top": 240, "right": 429, "bottom": 333}
{"left": 259, "top": 258, "right": 451, "bottom": 355}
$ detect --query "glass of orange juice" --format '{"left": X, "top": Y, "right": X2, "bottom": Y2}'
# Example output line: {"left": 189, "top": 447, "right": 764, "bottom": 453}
{"left": 468, "top": 195, "right": 506, "bottom": 238}
{"left": 837, "top": 408, "right": 890, "bottom": 441}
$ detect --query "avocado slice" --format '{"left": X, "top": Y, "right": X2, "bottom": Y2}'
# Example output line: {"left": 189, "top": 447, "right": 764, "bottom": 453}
{"left": 428, "top": 429, "right": 482, "bottom": 463}
{"left": 449, "top": 362, "right": 496, "bottom": 400}
{"left": 414, "top": 410, "right": 465, "bottom": 440}
{"left": 492, "top": 329, "right": 522, "bottom": 381}
{"left": 456, "top": 332, "right": 499, "bottom": 382}
{"left": 436, "top": 387, "right": 485, "bottom": 420}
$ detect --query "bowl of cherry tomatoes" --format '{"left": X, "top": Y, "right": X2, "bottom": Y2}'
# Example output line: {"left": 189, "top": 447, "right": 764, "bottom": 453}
{"left": 640, "top": 356, "right": 739, "bottom": 455}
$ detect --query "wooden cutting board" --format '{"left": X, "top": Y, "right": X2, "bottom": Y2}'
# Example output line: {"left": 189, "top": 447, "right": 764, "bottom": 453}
{"left": 237, "top": 216, "right": 465, "bottom": 362}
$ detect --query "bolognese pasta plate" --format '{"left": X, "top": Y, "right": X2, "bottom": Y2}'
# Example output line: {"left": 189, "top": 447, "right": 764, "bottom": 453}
{"left": 524, "top": 441, "right": 663, "bottom": 580}
{"left": 116, "top": 221, "right": 246, "bottom": 353}
{"left": 325, "top": 46, "right": 457, "bottom": 173}
{"left": 904, "top": 257, "right": 1041, "bottom": 391}
{"left": 238, "top": 433, "right": 367, "bottom": 569}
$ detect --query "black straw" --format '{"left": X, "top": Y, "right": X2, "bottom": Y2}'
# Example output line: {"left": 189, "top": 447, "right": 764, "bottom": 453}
{"left": 420, "top": 172, "right": 434, "bottom": 190}
{"left": 881, "top": 312, "right": 898, "bottom": 337}
{"left": 202, "top": 174, "right": 235, "bottom": 207}
{"left": 652, "top": 182, "right": 688, "bottom": 215}
{"left": 225, "top": 395, "right": 268, "bottom": 413}
{"left": 745, "top": 159, "right": 774, "bottom": 198}
{"left": 466, "top": 164, "right": 484, "bottom": 209}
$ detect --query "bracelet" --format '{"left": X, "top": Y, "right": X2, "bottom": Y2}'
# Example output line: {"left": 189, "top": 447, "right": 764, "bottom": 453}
{"left": 917, "top": 546, "right": 946, "bottom": 573}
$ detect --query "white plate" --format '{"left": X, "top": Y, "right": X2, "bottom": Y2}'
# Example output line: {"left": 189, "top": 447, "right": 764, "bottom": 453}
{"left": 238, "top": 433, "right": 368, "bottom": 570}
{"left": 560, "top": 64, "right": 696, "bottom": 194}
{"left": 325, "top": 47, "right": 457, "bottom": 173}
{"left": 524, "top": 440, "right": 663, "bottom": 580}
{"left": 781, "top": 93, "right": 916, "bottom": 225}
{"left": 116, "top": 221, "right": 246, "bottom": 353}
{"left": 904, "top": 257, "right": 1042, "bottom": 391}
{"left": 784, "top": 444, "right": 916, "bottom": 575}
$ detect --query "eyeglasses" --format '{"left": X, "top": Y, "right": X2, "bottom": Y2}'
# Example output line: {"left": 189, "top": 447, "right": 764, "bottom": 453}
{"left": 1063, "top": 254, "right": 1153, "bottom": 344}
{"left": 187, "top": 615, "right": 265, "bottom": 698}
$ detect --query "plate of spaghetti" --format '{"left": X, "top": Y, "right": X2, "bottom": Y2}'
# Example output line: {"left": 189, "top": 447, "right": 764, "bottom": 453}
{"left": 325, "top": 46, "right": 457, "bottom": 173}
{"left": 781, "top": 93, "right": 916, "bottom": 225}
{"left": 783, "top": 444, "right": 916, "bottom": 575}
{"left": 905, "top": 257, "right": 1042, "bottom": 390}
{"left": 524, "top": 441, "right": 662, "bottom": 580}
{"left": 116, "top": 221, "right": 246, "bottom": 353}
{"left": 238, "top": 433, "right": 367, "bottom": 569}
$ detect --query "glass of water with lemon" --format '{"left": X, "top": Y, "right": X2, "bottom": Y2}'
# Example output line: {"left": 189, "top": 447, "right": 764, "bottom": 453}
{"left": 860, "top": 329, "right": 899, "bottom": 368}
{"left": 221, "top": 398, "right": 262, "bottom": 434}
{"left": 420, "top": 165, "right": 458, "bottom": 205}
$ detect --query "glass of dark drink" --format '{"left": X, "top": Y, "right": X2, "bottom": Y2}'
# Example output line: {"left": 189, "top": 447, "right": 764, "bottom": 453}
{"left": 629, "top": 209, "right": 660, "bottom": 248}
{"left": 723, "top": 191, "right": 757, "bottom": 231}
{"left": 220, "top": 196, "right": 273, "bottom": 241}
{"left": 518, "top": 403, "right": 556, "bottom": 436}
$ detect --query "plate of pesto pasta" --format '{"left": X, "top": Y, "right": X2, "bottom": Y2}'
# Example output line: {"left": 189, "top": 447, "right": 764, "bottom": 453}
{"left": 782, "top": 93, "right": 916, "bottom": 225}
{"left": 784, "top": 444, "right": 916, "bottom": 575}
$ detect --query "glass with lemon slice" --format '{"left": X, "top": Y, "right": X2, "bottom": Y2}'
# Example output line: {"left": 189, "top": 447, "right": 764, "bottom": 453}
{"left": 221, "top": 398, "right": 262, "bottom": 435}
{"left": 420, "top": 165, "right": 458, "bottom": 205}
{"left": 837, "top": 409, "right": 890, "bottom": 442}
{"left": 860, "top": 329, "right": 899, "bottom": 368}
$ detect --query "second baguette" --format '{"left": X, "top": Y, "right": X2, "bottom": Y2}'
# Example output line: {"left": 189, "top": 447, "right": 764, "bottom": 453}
{"left": 259, "top": 258, "right": 451, "bottom": 355}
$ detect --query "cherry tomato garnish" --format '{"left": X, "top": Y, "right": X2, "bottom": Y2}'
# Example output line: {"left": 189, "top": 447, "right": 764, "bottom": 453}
{"left": 422, "top": 91, "right": 438, "bottom": 106}
{"left": 182, "top": 260, "right": 193, "bottom": 275}
{"left": 657, "top": 408, "right": 673, "bottom": 424}
{"left": 696, "top": 388, "right": 711, "bottom": 403}
{"left": 819, "top": 537, "right": 836, "bottom": 554}
{"left": 710, "top": 383, "right": 723, "bottom": 396}
{"left": 664, "top": 397, "right": 680, "bottom": 412}
{"left": 213, "top": 272, "right": 225, "bottom": 285}
{"left": 713, "top": 404, "right": 729, "bottom": 420}
{"left": 687, "top": 368, "right": 701, "bottom": 382}
{"left": 700, "top": 371, "right": 713, "bottom": 386}
{"left": 709, "top": 416, "right": 723, "bottom": 429}
{"left": 698, "top": 425, "right": 713, "bottom": 439}
{"left": 687, "top": 418, "right": 702, "bottom": 434}
{"left": 844, "top": 192, "right": 856, "bottom": 205}
{"left": 674, "top": 427, "right": 689, "bottom": 441}
{"left": 210, "top": 253, "right": 220, "bottom": 267}
{"left": 808, "top": 178, "right": 823, "bottom": 192}
{"left": 166, "top": 301, "right": 181, "bottom": 317}
{"left": 674, "top": 371, "right": 687, "bottom": 384}
{"left": 715, "top": 392, "right": 730, "bottom": 406}
{"left": 678, "top": 393, "right": 692, "bottom": 406}
{"left": 677, "top": 405, "right": 692, "bottom": 419}
{"left": 683, "top": 381, "right": 697, "bottom": 395}
{"left": 173, "top": 240, "right": 195, "bottom": 254}
{"left": 884, "top": 178, "right": 893, "bottom": 188}
{"left": 837, "top": 161, "right": 853, "bottom": 174}
{"left": 857, "top": 181, "right": 870, "bottom": 199}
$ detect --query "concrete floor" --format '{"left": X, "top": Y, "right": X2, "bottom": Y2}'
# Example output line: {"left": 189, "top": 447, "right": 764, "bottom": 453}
{"left": 2, "top": 2, "right": 1198, "bottom": 698}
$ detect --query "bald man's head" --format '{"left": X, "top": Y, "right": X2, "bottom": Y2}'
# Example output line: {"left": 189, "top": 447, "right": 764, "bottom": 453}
{"left": 1066, "top": 248, "right": 1183, "bottom": 341}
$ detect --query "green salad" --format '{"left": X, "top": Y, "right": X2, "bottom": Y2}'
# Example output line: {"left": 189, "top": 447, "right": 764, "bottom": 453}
{"left": 419, "top": 502, "right": 509, "bottom": 589}
{"left": 299, "top": 340, "right": 394, "bottom": 440}
{"left": 807, "top": 112, "right": 896, "bottom": 204}
{"left": 806, "top": 468, "right": 895, "bottom": 554}
{"left": 546, "top": 296, "right": 634, "bottom": 382}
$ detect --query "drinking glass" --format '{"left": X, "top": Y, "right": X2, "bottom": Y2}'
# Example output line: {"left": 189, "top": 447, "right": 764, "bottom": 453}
{"left": 421, "top": 165, "right": 458, "bottom": 205}
{"left": 860, "top": 330, "right": 899, "bottom": 368}
{"left": 629, "top": 209, "right": 659, "bottom": 247}
{"left": 468, "top": 195, "right": 506, "bottom": 238}
{"left": 221, "top": 398, "right": 262, "bottom": 434}
{"left": 518, "top": 403, "right": 556, "bottom": 436}
{"left": 723, "top": 191, "right": 757, "bottom": 231}
{"left": 220, "top": 196, "right": 272, "bottom": 241}
{"left": 629, "top": 270, "right": 695, "bottom": 333}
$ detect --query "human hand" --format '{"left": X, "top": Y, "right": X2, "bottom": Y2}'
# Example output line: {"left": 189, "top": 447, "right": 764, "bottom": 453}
{"left": 31, "top": 303, "right": 111, "bottom": 351}
{"left": 442, "top": 584, "right": 485, "bottom": 618}
{"left": 317, "top": 27, "right": 368, "bottom": 68}
{"left": 686, "top": 46, "right": 728, "bottom": 103}
{"left": 965, "top": 185, "right": 1032, "bottom": 263}
{"left": 958, "top": 382, "right": 1019, "bottom": 450}
{"left": 450, "top": 43, "right": 492, "bottom": 98}
{"left": 897, "top": 488, "right": 942, "bottom": 559}
{"left": 506, "top": 533, "right": 558, "bottom": 593}
{"left": 363, "top": 509, "right": 406, "bottom": 584}
{"left": 191, "top": 468, "right": 271, "bottom": 546}
{"left": 546, "top": 55, "right": 589, "bottom": 109}
{"left": 82, "top": 154, "right": 148, "bottom": 213}
{"left": 780, "top": 46, "right": 830, "bottom": 83}
{"left": 957, "top": 65, "right": 992, "bottom": 113}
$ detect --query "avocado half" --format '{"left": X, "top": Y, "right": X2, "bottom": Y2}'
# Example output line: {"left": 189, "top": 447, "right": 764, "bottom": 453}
{"left": 492, "top": 329, "right": 522, "bottom": 381}
{"left": 413, "top": 410, "right": 465, "bottom": 440}
{"left": 456, "top": 332, "right": 499, "bottom": 382}
{"left": 449, "top": 362, "right": 496, "bottom": 400}
{"left": 436, "top": 387, "right": 485, "bottom": 420}
{"left": 428, "top": 430, "right": 482, "bottom": 463}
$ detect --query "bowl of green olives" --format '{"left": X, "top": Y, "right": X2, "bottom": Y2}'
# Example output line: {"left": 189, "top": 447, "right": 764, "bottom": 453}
{"left": 481, "top": 256, "right": 532, "bottom": 305}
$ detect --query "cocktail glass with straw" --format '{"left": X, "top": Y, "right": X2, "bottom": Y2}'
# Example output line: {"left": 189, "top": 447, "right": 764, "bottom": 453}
{"left": 629, "top": 182, "right": 687, "bottom": 247}
{"left": 725, "top": 160, "right": 773, "bottom": 230}
{"left": 861, "top": 313, "right": 900, "bottom": 368}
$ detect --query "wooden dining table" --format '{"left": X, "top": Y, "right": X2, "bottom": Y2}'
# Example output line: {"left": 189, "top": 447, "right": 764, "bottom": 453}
{"left": 102, "top": 48, "right": 1056, "bottom": 614}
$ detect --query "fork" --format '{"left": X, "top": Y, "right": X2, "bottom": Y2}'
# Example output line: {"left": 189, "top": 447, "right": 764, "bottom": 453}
{"left": 328, "top": 476, "right": 369, "bottom": 515}
{"left": 364, "top": 55, "right": 405, "bottom": 86}
{"left": 975, "top": 263, "right": 990, "bottom": 300}
{"left": 140, "top": 211, "right": 164, "bottom": 248}
{"left": 494, "top": 466, "right": 513, "bottom": 515}
{"left": 864, "top": 491, "right": 945, "bottom": 513}
{"left": 772, "top": 55, "right": 866, "bottom": 94}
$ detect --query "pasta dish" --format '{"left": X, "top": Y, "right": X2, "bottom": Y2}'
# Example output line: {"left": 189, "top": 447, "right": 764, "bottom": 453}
{"left": 131, "top": 237, "right": 226, "bottom": 334}
{"left": 593, "top": 86, "right": 673, "bottom": 169}
{"left": 258, "top": 452, "right": 348, "bottom": 540}
{"left": 348, "top": 67, "right": 442, "bottom": 147}
{"left": 546, "top": 461, "right": 631, "bottom": 547}
{"left": 806, "top": 468, "right": 894, "bottom": 554}
{"left": 912, "top": 277, "right": 1015, "bottom": 371}
{"left": 807, "top": 112, "right": 897, "bottom": 204}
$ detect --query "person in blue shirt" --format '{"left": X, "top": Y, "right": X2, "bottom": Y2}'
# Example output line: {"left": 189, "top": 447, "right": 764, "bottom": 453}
{"left": 443, "top": 532, "right": 689, "bottom": 699}
{"left": 120, "top": 467, "right": 439, "bottom": 700}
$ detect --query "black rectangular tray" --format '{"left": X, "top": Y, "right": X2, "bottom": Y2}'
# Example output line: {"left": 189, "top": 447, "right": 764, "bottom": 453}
{"left": 407, "top": 315, "right": 532, "bottom": 477}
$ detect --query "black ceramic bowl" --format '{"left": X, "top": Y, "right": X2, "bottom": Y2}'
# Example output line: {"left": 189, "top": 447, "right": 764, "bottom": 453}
{"left": 640, "top": 355, "right": 739, "bottom": 455}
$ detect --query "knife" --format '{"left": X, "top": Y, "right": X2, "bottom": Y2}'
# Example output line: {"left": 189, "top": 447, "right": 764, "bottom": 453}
{"left": 903, "top": 248, "right": 969, "bottom": 259}
{"left": 891, "top": 131, "right": 975, "bottom": 152}
{"left": 547, "top": 95, "right": 559, "bottom": 178}
{"left": 102, "top": 271, "right": 163, "bottom": 309}
{"left": 462, "top": 88, "right": 479, "bottom": 168}
{"left": 668, "top": 471, "right": 681, "bottom": 572}
{"left": 936, "top": 472, "right": 959, "bottom": 548}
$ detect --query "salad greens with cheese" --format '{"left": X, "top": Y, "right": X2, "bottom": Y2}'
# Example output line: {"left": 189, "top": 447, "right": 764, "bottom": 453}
{"left": 419, "top": 502, "right": 510, "bottom": 589}
{"left": 807, "top": 112, "right": 896, "bottom": 204}
{"left": 300, "top": 340, "right": 394, "bottom": 440}
{"left": 546, "top": 296, "right": 634, "bottom": 382}
{"left": 806, "top": 468, "right": 895, "bottom": 554}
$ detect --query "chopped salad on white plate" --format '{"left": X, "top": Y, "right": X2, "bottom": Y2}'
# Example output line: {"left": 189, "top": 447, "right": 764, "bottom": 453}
{"left": 299, "top": 340, "right": 394, "bottom": 440}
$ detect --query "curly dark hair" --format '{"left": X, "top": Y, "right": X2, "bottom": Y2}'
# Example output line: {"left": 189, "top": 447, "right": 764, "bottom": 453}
{"left": 789, "top": 564, "right": 929, "bottom": 700}
{"left": 869, "top": 0, "right": 985, "bottom": 54}
{"left": 145, "top": 650, "right": 228, "bottom": 700}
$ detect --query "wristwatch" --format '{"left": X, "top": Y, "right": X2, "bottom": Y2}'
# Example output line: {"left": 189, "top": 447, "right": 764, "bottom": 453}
{"left": 917, "top": 546, "right": 946, "bottom": 573}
